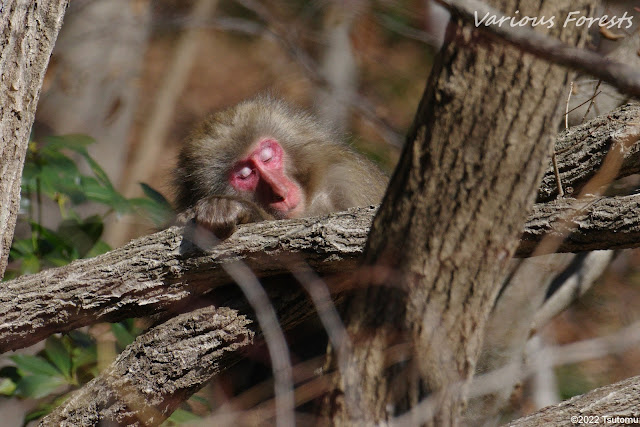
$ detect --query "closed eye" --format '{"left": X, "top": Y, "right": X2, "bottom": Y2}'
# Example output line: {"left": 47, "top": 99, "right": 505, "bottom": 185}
{"left": 237, "top": 166, "right": 253, "bottom": 179}
{"left": 260, "top": 147, "right": 273, "bottom": 163}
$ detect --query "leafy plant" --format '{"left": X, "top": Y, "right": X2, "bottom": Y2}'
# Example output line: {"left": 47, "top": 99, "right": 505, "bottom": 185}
{"left": 1, "top": 134, "right": 173, "bottom": 423}
{"left": 5, "top": 134, "right": 172, "bottom": 279}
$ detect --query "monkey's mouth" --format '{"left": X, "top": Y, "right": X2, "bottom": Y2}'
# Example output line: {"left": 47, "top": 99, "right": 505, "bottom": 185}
{"left": 268, "top": 187, "right": 303, "bottom": 218}
{"left": 269, "top": 198, "right": 301, "bottom": 218}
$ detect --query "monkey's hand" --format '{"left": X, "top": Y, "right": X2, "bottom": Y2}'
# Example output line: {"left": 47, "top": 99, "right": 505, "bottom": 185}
{"left": 176, "top": 196, "right": 270, "bottom": 240}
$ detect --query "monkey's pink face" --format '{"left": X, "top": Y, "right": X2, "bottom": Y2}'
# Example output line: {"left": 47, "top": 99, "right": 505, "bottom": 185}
{"left": 230, "top": 139, "right": 303, "bottom": 218}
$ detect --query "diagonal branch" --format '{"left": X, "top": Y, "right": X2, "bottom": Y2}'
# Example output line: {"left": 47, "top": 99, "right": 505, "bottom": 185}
{"left": 41, "top": 305, "right": 254, "bottom": 426}
{"left": 537, "top": 103, "right": 640, "bottom": 201}
{"left": 0, "top": 207, "right": 374, "bottom": 353}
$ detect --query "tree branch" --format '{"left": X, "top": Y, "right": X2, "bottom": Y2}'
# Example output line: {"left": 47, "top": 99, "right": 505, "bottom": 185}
{"left": 506, "top": 374, "right": 640, "bottom": 426}
{"left": 2, "top": 102, "right": 636, "bottom": 353}
{"left": 518, "top": 194, "right": 640, "bottom": 256}
{"left": 537, "top": 103, "right": 640, "bottom": 201}
{"left": 0, "top": 206, "right": 374, "bottom": 353}
{"left": 41, "top": 305, "right": 254, "bottom": 426}
{"left": 3, "top": 189, "right": 640, "bottom": 353}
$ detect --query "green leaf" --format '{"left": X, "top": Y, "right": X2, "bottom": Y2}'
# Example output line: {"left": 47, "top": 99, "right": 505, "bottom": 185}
{"left": 189, "top": 394, "right": 212, "bottom": 410}
{"left": 9, "top": 239, "right": 35, "bottom": 258}
{"left": 85, "top": 240, "right": 111, "bottom": 258}
{"left": 83, "top": 155, "right": 114, "bottom": 190}
{"left": 165, "top": 408, "right": 201, "bottom": 424}
{"left": 29, "top": 222, "right": 75, "bottom": 260}
{"left": 111, "top": 323, "right": 136, "bottom": 349}
{"left": 141, "top": 183, "right": 173, "bottom": 210}
{"left": 44, "top": 336, "right": 72, "bottom": 380}
{"left": 0, "top": 378, "right": 17, "bottom": 395}
{"left": 20, "top": 162, "right": 40, "bottom": 188}
{"left": 0, "top": 365, "right": 20, "bottom": 382}
{"left": 42, "top": 134, "right": 118, "bottom": 199}
{"left": 24, "top": 394, "right": 69, "bottom": 422}
{"left": 44, "top": 134, "right": 94, "bottom": 153}
{"left": 37, "top": 155, "right": 84, "bottom": 202}
{"left": 43, "top": 253, "right": 77, "bottom": 267}
{"left": 57, "top": 216, "right": 104, "bottom": 258}
{"left": 15, "top": 375, "right": 66, "bottom": 399}
{"left": 24, "top": 406, "right": 53, "bottom": 423}
{"left": 68, "top": 330, "right": 94, "bottom": 346}
{"left": 71, "top": 344, "right": 97, "bottom": 371}
{"left": 80, "top": 176, "right": 128, "bottom": 212}
{"left": 10, "top": 355, "right": 61, "bottom": 377}
{"left": 128, "top": 196, "right": 173, "bottom": 227}
{"left": 20, "top": 255, "right": 41, "bottom": 275}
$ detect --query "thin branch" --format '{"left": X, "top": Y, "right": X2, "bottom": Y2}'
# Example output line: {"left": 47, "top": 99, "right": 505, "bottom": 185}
{"left": 394, "top": 320, "right": 640, "bottom": 427}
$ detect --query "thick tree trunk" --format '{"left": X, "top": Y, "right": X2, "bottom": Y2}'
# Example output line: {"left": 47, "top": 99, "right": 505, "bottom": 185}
{"left": 324, "top": 1, "right": 594, "bottom": 424}
{"left": 0, "top": 0, "right": 69, "bottom": 277}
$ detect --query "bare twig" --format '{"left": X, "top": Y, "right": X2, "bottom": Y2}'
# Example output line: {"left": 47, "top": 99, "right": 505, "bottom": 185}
{"left": 581, "top": 80, "right": 603, "bottom": 123}
{"left": 566, "top": 82, "right": 574, "bottom": 130}
{"left": 393, "top": 320, "right": 640, "bottom": 427}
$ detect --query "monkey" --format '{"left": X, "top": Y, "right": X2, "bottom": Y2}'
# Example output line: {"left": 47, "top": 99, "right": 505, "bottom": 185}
{"left": 173, "top": 95, "right": 388, "bottom": 239}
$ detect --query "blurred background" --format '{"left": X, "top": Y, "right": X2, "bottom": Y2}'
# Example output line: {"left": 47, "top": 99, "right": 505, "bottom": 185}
{"left": 32, "top": 0, "right": 447, "bottom": 248}
{"left": 3, "top": 0, "right": 640, "bottom": 425}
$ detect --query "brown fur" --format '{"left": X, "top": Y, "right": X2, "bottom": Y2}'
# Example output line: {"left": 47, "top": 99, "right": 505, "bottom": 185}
{"left": 173, "top": 95, "right": 388, "bottom": 238}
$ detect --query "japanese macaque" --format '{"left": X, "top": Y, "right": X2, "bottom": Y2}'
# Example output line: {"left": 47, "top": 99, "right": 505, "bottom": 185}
{"left": 173, "top": 96, "right": 388, "bottom": 239}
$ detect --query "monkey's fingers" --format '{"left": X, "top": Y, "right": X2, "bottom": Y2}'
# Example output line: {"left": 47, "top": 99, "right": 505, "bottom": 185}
{"left": 181, "top": 197, "right": 259, "bottom": 240}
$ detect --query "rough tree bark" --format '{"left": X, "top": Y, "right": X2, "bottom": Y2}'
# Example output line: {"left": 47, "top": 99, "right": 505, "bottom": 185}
{"left": 323, "top": 1, "right": 594, "bottom": 425}
{"left": 0, "top": 107, "right": 637, "bottom": 424}
{"left": 3, "top": 186, "right": 640, "bottom": 355}
{"left": 506, "top": 374, "right": 640, "bottom": 426}
{"left": 0, "top": 0, "right": 69, "bottom": 277}
{"left": 41, "top": 305, "right": 254, "bottom": 426}
{"left": 3, "top": 1, "right": 640, "bottom": 425}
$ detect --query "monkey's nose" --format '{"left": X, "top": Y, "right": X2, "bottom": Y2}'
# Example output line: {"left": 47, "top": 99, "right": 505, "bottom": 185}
{"left": 259, "top": 170, "right": 289, "bottom": 199}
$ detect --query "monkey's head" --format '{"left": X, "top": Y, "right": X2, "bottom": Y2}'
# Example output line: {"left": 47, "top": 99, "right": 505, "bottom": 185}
{"left": 173, "top": 96, "right": 338, "bottom": 222}
{"left": 173, "top": 96, "right": 388, "bottom": 239}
